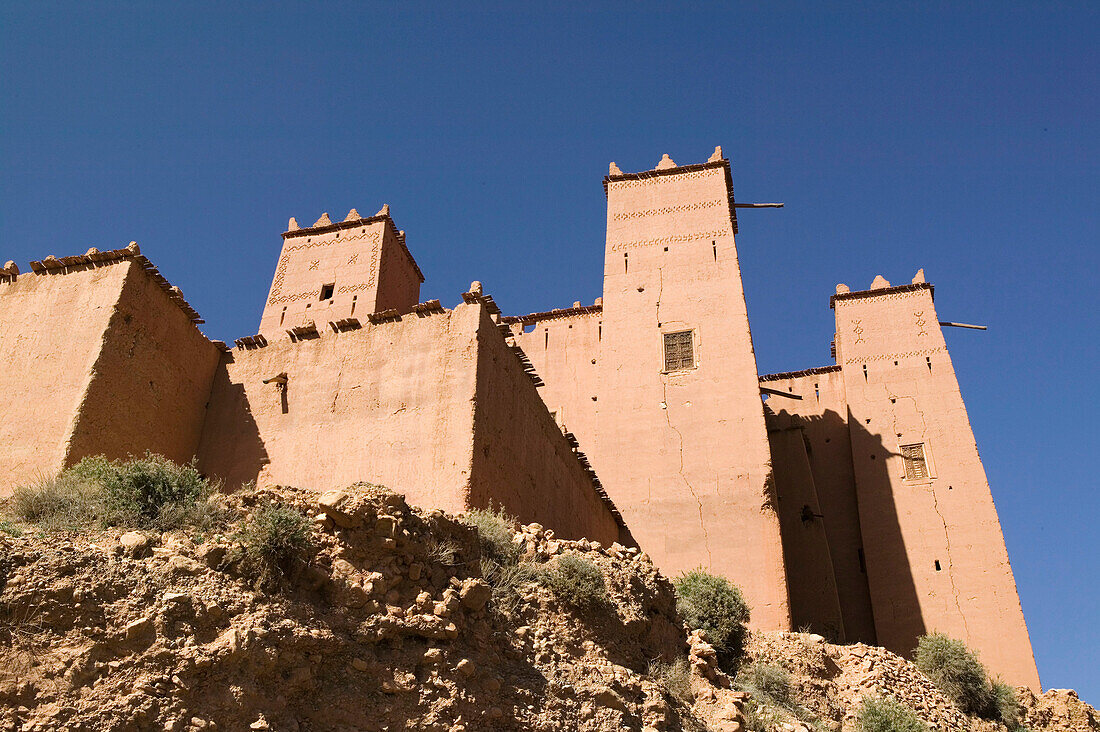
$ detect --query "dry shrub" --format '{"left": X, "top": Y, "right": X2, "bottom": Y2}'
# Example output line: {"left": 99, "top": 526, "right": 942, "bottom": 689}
{"left": 857, "top": 695, "right": 928, "bottom": 732}
{"left": 649, "top": 658, "right": 694, "bottom": 704}
{"left": 238, "top": 502, "right": 313, "bottom": 591}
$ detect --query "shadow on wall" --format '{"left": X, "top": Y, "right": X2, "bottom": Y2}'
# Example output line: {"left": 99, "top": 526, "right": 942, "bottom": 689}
{"left": 847, "top": 410, "right": 927, "bottom": 655}
{"left": 769, "top": 404, "right": 926, "bottom": 652}
{"left": 196, "top": 362, "right": 269, "bottom": 490}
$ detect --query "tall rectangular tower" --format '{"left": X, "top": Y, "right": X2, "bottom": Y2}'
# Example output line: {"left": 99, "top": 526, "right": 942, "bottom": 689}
{"left": 596, "top": 152, "right": 790, "bottom": 629}
{"left": 833, "top": 275, "right": 1039, "bottom": 688}
{"left": 259, "top": 206, "right": 423, "bottom": 338}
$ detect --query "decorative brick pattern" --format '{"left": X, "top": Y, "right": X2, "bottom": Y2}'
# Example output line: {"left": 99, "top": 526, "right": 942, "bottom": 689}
{"left": 612, "top": 199, "right": 722, "bottom": 221}
{"left": 609, "top": 229, "right": 729, "bottom": 253}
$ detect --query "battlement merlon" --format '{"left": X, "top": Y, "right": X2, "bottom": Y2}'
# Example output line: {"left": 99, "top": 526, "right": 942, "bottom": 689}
{"left": 603, "top": 147, "right": 739, "bottom": 234}
{"left": 283, "top": 207, "right": 424, "bottom": 283}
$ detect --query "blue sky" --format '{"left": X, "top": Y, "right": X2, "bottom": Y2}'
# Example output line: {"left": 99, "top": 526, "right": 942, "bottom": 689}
{"left": 2, "top": 1, "right": 1096, "bottom": 702}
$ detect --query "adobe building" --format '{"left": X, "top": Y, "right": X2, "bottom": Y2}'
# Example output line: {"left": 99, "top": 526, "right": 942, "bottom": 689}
{"left": 0, "top": 148, "right": 1038, "bottom": 689}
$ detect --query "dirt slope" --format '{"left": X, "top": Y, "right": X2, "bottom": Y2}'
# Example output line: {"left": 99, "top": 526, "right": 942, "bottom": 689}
{"left": 0, "top": 484, "right": 1095, "bottom": 731}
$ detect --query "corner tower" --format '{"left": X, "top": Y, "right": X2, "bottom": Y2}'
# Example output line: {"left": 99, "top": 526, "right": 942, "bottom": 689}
{"left": 596, "top": 150, "right": 791, "bottom": 629}
{"left": 259, "top": 206, "right": 423, "bottom": 338}
{"left": 833, "top": 273, "right": 1039, "bottom": 689}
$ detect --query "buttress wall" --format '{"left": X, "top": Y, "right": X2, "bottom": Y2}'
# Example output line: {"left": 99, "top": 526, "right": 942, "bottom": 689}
{"left": 760, "top": 368, "right": 877, "bottom": 644}
{"left": 0, "top": 254, "right": 220, "bottom": 495}
{"left": 0, "top": 262, "right": 130, "bottom": 493}
{"left": 833, "top": 280, "right": 1039, "bottom": 689}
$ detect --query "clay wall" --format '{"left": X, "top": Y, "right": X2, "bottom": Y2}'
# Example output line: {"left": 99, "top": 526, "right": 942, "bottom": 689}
{"left": 64, "top": 261, "right": 221, "bottom": 467}
{"left": 596, "top": 157, "right": 790, "bottom": 630}
{"left": 199, "top": 304, "right": 482, "bottom": 514}
{"left": 471, "top": 307, "right": 622, "bottom": 546}
{"left": 760, "top": 368, "right": 877, "bottom": 643}
{"left": 834, "top": 279, "right": 1039, "bottom": 689}
{"left": 0, "top": 263, "right": 130, "bottom": 493}
{"left": 199, "top": 300, "right": 622, "bottom": 542}
{"left": 508, "top": 307, "right": 602, "bottom": 456}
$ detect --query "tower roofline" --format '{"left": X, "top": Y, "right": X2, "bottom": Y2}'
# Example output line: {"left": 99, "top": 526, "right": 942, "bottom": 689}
{"left": 603, "top": 156, "right": 738, "bottom": 234}
{"left": 829, "top": 281, "right": 934, "bottom": 309}
{"left": 282, "top": 211, "right": 424, "bottom": 283}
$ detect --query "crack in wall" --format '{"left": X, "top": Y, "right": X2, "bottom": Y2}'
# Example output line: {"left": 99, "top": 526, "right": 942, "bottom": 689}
{"left": 653, "top": 264, "right": 712, "bottom": 565}
{"left": 662, "top": 379, "right": 713, "bottom": 566}
{"left": 930, "top": 486, "right": 970, "bottom": 640}
{"left": 885, "top": 386, "right": 969, "bottom": 641}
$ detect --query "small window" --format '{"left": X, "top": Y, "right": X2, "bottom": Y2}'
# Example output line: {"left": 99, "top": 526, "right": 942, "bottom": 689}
{"left": 319, "top": 283, "right": 335, "bottom": 300}
{"left": 901, "top": 443, "right": 929, "bottom": 480}
{"left": 663, "top": 330, "right": 694, "bottom": 371}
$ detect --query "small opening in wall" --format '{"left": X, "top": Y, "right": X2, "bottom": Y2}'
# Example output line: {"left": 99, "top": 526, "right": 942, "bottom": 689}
{"left": 934, "top": 560, "right": 942, "bottom": 571}
{"left": 350, "top": 295, "right": 357, "bottom": 316}
{"left": 824, "top": 437, "right": 831, "bottom": 443}
{"left": 598, "top": 324, "right": 602, "bottom": 341}
{"left": 948, "top": 485, "right": 953, "bottom": 490}
{"left": 814, "top": 383, "right": 820, "bottom": 400}
{"left": 712, "top": 241, "right": 717, "bottom": 261}
{"left": 544, "top": 330, "right": 549, "bottom": 349}
{"left": 320, "top": 283, "right": 335, "bottom": 301}
{"left": 862, "top": 364, "right": 868, "bottom": 381}
{"left": 890, "top": 398, "right": 896, "bottom": 404}
{"left": 926, "top": 357, "right": 932, "bottom": 372}
{"left": 335, "top": 231, "right": 340, "bottom": 237}
{"left": 894, "top": 361, "right": 898, "bottom": 366}
{"left": 624, "top": 253, "right": 629, "bottom": 273}
{"left": 663, "top": 247, "right": 668, "bottom": 252}
{"left": 865, "top": 418, "right": 871, "bottom": 424}
{"left": 568, "top": 324, "right": 572, "bottom": 329}
{"left": 305, "top": 303, "right": 311, "bottom": 310}
{"left": 870, "top": 454, "right": 876, "bottom": 460}
{"left": 279, "top": 306, "right": 287, "bottom": 325}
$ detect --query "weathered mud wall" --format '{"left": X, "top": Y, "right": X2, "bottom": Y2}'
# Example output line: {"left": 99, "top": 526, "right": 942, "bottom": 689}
{"left": 764, "top": 413, "right": 845, "bottom": 641}
{"left": 834, "top": 281, "right": 1039, "bottom": 689}
{"left": 0, "top": 264, "right": 129, "bottom": 493}
{"left": 760, "top": 368, "right": 877, "bottom": 644}
{"left": 198, "top": 305, "right": 481, "bottom": 514}
{"left": 470, "top": 307, "right": 622, "bottom": 545}
{"left": 64, "top": 262, "right": 220, "bottom": 467}
{"left": 508, "top": 307, "right": 602, "bottom": 457}
{"left": 596, "top": 159, "right": 790, "bottom": 630}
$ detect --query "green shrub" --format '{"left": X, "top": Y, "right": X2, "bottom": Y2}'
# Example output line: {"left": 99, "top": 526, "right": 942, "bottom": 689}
{"left": 0, "top": 520, "right": 22, "bottom": 537}
{"left": 649, "top": 658, "right": 694, "bottom": 704}
{"left": 738, "top": 661, "right": 792, "bottom": 706}
{"left": 913, "top": 633, "right": 993, "bottom": 716}
{"left": 540, "top": 554, "right": 609, "bottom": 612}
{"left": 99, "top": 454, "right": 206, "bottom": 524}
{"left": 239, "top": 502, "right": 312, "bottom": 591}
{"left": 673, "top": 568, "right": 751, "bottom": 673}
{"left": 857, "top": 696, "right": 928, "bottom": 732}
{"left": 11, "top": 454, "right": 221, "bottom": 532}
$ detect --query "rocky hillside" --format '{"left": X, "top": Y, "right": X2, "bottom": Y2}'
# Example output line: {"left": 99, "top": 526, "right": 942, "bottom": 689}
{"left": 0, "top": 483, "right": 1095, "bottom": 731}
